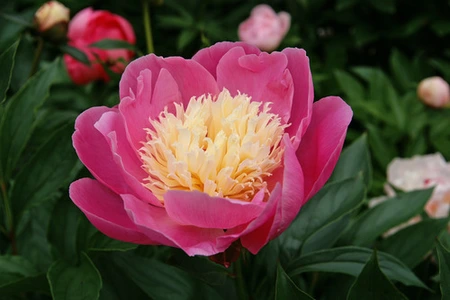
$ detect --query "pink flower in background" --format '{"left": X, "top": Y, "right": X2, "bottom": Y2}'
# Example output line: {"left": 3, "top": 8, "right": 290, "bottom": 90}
{"left": 369, "top": 153, "right": 450, "bottom": 236}
{"left": 64, "top": 8, "right": 136, "bottom": 85}
{"left": 238, "top": 5, "right": 290, "bottom": 52}
{"left": 417, "top": 76, "right": 450, "bottom": 108}
{"left": 69, "top": 42, "right": 352, "bottom": 257}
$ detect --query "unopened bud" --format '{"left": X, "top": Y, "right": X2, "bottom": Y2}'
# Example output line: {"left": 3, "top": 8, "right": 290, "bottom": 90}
{"left": 34, "top": 1, "right": 69, "bottom": 41}
{"left": 417, "top": 76, "right": 450, "bottom": 108}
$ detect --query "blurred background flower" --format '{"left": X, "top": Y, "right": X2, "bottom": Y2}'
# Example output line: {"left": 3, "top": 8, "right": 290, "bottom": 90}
{"left": 63, "top": 7, "right": 136, "bottom": 85}
{"left": 238, "top": 4, "right": 290, "bottom": 52}
{"left": 34, "top": 1, "right": 69, "bottom": 38}
{"left": 417, "top": 76, "right": 450, "bottom": 108}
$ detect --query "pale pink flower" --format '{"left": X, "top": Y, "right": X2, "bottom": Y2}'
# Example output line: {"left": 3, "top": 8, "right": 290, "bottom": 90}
{"left": 369, "top": 153, "right": 450, "bottom": 236}
{"left": 69, "top": 42, "right": 352, "bottom": 257}
{"left": 417, "top": 76, "right": 450, "bottom": 108}
{"left": 63, "top": 8, "right": 136, "bottom": 85}
{"left": 238, "top": 5, "right": 291, "bottom": 52}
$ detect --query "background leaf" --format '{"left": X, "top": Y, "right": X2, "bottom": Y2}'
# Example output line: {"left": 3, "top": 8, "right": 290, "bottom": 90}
{"left": 0, "top": 39, "right": 18, "bottom": 103}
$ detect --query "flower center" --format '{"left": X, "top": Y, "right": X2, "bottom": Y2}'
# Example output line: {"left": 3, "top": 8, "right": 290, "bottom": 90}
{"left": 139, "top": 88, "right": 287, "bottom": 202}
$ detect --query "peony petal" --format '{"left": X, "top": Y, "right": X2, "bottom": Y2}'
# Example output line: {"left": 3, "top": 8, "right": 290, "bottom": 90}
{"left": 164, "top": 189, "right": 265, "bottom": 229}
{"left": 119, "top": 54, "right": 219, "bottom": 104}
{"left": 69, "top": 178, "right": 156, "bottom": 244}
{"left": 216, "top": 47, "right": 294, "bottom": 123}
{"left": 282, "top": 48, "right": 314, "bottom": 147}
{"left": 67, "top": 7, "right": 93, "bottom": 40}
{"left": 94, "top": 111, "right": 162, "bottom": 207}
{"left": 122, "top": 194, "right": 231, "bottom": 256}
{"left": 192, "top": 42, "right": 261, "bottom": 79}
{"left": 73, "top": 106, "right": 129, "bottom": 194}
{"left": 297, "top": 96, "right": 353, "bottom": 200}
{"left": 278, "top": 12, "right": 291, "bottom": 36}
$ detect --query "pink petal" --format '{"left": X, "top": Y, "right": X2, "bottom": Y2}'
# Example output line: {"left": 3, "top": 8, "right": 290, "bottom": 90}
{"left": 278, "top": 12, "right": 291, "bottom": 36}
{"left": 240, "top": 135, "right": 304, "bottom": 254}
{"left": 297, "top": 96, "right": 353, "bottom": 200}
{"left": 69, "top": 178, "right": 156, "bottom": 244}
{"left": 119, "top": 54, "right": 219, "bottom": 104}
{"left": 122, "top": 194, "right": 232, "bottom": 256}
{"left": 163, "top": 189, "right": 265, "bottom": 229}
{"left": 73, "top": 106, "right": 129, "bottom": 194}
{"left": 192, "top": 42, "right": 261, "bottom": 79}
{"left": 282, "top": 48, "right": 314, "bottom": 148}
{"left": 68, "top": 7, "right": 94, "bottom": 40}
{"left": 216, "top": 47, "right": 294, "bottom": 123}
{"left": 94, "top": 111, "right": 162, "bottom": 207}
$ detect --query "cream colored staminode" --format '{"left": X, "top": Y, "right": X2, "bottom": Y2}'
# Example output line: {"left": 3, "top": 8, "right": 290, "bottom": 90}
{"left": 139, "top": 88, "right": 287, "bottom": 202}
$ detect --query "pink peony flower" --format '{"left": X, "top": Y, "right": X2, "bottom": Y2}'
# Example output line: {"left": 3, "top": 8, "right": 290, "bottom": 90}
{"left": 238, "top": 5, "right": 290, "bottom": 52}
{"left": 63, "top": 7, "right": 136, "bottom": 85}
{"left": 369, "top": 153, "right": 450, "bottom": 236}
{"left": 417, "top": 76, "right": 450, "bottom": 108}
{"left": 69, "top": 42, "right": 352, "bottom": 257}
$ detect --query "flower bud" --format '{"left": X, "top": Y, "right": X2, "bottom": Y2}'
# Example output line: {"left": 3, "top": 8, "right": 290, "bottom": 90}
{"left": 417, "top": 76, "right": 450, "bottom": 108}
{"left": 34, "top": 1, "right": 70, "bottom": 41}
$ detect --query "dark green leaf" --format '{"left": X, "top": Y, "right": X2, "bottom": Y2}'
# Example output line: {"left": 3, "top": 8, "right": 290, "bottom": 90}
{"left": 59, "top": 44, "right": 90, "bottom": 65}
{"left": 369, "top": 0, "right": 396, "bottom": 14}
{"left": 347, "top": 251, "right": 407, "bottom": 299}
{"left": 177, "top": 29, "right": 198, "bottom": 51}
{"left": 90, "top": 39, "right": 136, "bottom": 51}
{"left": 0, "top": 58, "right": 60, "bottom": 182}
{"left": 47, "top": 252, "right": 102, "bottom": 300}
{"left": 431, "top": 21, "right": 450, "bottom": 37}
{"left": 330, "top": 133, "right": 372, "bottom": 187}
{"left": 279, "top": 177, "right": 365, "bottom": 258}
{"left": 379, "top": 218, "right": 449, "bottom": 268}
{"left": 334, "top": 69, "right": 365, "bottom": 104}
{"left": 436, "top": 239, "right": 450, "bottom": 299}
{"left": 10, "top": 123, "right": 81, "bottom": 224}
{"left": 335, "top": 0, "right": 359, "bottom": 10}
{"left": 112, "top": 252, "right": 223, "bottom": 300}
{"left": 390, "top": 49, "right": 414, "bottom": 92}
{"left": 276, "top": 263, "right": 314, "bottom": 299}
{"left": 287, "top": 246, "right": 428, "bottom": 289}
{"left": 340, "top": 188, "right": 433, "bottom": 247}
{"left": 0, "top": 255, "right": 38, "bottom": 287}
{"left": 0, "top": 39, "right": 18, "bottom": 103}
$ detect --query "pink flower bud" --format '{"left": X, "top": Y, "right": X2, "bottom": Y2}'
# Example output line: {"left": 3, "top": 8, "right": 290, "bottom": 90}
{"left": 238, "top": 5, "right": 291, "bottom": 52}
{"left": 34, "top": 1, "right": 70, "bottom": 33}
{"left": 417, "top": 76, "right": 450, "bottom": 108}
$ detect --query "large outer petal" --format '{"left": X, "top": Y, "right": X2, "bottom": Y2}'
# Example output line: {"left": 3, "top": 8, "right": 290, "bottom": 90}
{"left": 215, "top": 48, "right": 294, "bottom": 123}
{"left": 297, "top": 96, "right": 353, "bottom": 201}
{"left": 94, "top": 111, "right": 162, "bottom": 207}
{"left": 119, "top": 54, "right": 219, "bottom": 104}
{"left": 282, "top": 48, "right": 314, "bottom": 147}
{"left": 72, "top": 106, "right": 130, "bottom": 194}
{"left": 163, "top": 189, "right": 265, "bottom": 229}
{"left": 67, "top": 7, "right": 93, "bottom": 40}
{"left": 69, "top": 178, "right": 156, "bottom": 244}
{"left": 192, "top": 42, "right": 261, "bottom": 78}
{"left": 122, "top": 194, "right": 234, "bottom": 256}
{"left": 240, "top": 135, "right": 304, "bottom": 254}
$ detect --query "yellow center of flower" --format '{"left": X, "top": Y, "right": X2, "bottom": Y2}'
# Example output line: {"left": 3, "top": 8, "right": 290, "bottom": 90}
{"left": 139, "top": 88, "right": 287, "bottom": 202}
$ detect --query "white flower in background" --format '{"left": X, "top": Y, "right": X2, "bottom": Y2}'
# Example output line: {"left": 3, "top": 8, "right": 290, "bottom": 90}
{"left": 417, "top": 76, "right": 450, "bottom": 108}
{"left": 369, "top": 153, "right": 450, "bottom": 236}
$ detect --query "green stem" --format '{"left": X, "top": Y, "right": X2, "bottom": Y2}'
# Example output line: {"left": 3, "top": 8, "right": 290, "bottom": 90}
{"left": 142, "top": 0, "right": 155, "bottom": 54}
{"left": 29, "top": 37, "right": 44, "bottom": 77}
{"left": 234, "top": 256, "right": 249, "bottom": 300}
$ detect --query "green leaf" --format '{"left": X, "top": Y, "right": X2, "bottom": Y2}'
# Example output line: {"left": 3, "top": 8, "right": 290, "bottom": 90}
{"left": 335, "top": 0, "right": 359, "bottom": 10}
{"left": 436, "top": 239, "right": 450, "bottom": 298}
{"left": 48, "top": 252, "right": 102, "bottom": 300}
{"left": 390, "top": 49, "right": 414, "bottom": 92}
{"left": 431, "top": 20, "right": 450, "bottom": 37}
{"left": 369, "top": 0, "right": 396, "bottom": 14}
{"left": 276, "top": 263, "right": 314, "bottom": 299}
{"left": 279, "top": 177, "right": 365, "bottom": 258}
{"left": 0, "top": 255, "right": 37, "bottom": 288}
{"left": 0, "top": 39, "right": 18, "bottom": 103}
{"left": 59, "top": 44, "right": 90, "bottom": 65}
{"left": 112, "top": 252, "right": 223, "bottom": 300}
{"left": 330, "top": 133, "right": 372, "bottom": 187}
{"left": 379, "top": 218, "right": 449, "bottom": 268}
{"left": 10, "top": 123, "right": 81, "bottom": 224}
{"left": 90, "top": 39, "right": 136, "bottom": 51}
{"left": 287, "top": 246, "right": 428, "bottom": 289}
{"left": 340, "top": 188, "right": 433, "bottom": 247}
{"left": 0, "top": 58, "right": 60, "bottom": 182}
{"left": 177, "top": 29, "right": 198, "bottom": 51}
{"left": 347, "top": 251, "right": 407, "bottom": 299}
{"left": 334, "top": 69, "right": 365, "bottom": 104}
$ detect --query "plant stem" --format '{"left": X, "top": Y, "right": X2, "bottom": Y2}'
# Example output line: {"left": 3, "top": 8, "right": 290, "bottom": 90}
{"left": 234, "top": 256, "right": 249, "bottom": 300}
{"left": 29, "top": 37, "right": 44, "bottom": 77}
{"left": 1, "top": 180, "right": 16, "bottom": 254}
{"left": 142, "top": 0, "right": 155, "bottom": 54}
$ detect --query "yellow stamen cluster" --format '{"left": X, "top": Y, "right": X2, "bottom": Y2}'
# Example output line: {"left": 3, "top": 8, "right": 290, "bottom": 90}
{"left": 139, "top": 88, "right": 286, "bottom": 202}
